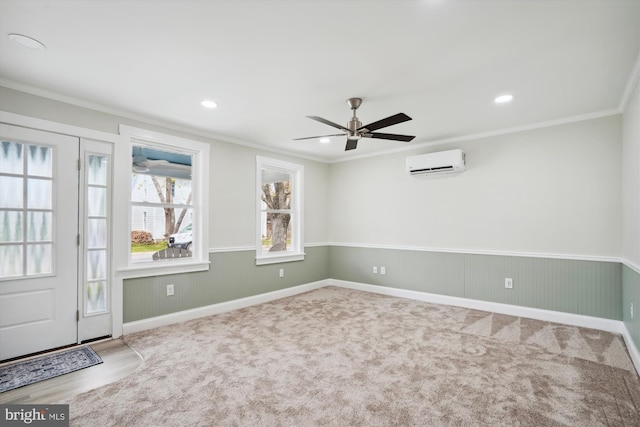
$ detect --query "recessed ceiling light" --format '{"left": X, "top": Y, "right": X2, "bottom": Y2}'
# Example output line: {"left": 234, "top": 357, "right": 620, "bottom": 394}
{"left": 494, "top": 94, "right": 514, "bottom": 104}
{"left": 8, "top": 33, "right": 46, "bottom": 50}
{"left": 201, "top": 100, "right": 218, "bottom": 109}
{"left": 319, "top": 138, "right": 331, "bottom": 144}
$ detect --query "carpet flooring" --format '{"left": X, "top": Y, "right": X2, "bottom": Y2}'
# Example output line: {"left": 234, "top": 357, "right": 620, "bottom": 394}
{"left": 60, "top": 287, "right": 639, "bottom": 426}
{"left": 0, "top": 346, "right": 102, "bottom": 393}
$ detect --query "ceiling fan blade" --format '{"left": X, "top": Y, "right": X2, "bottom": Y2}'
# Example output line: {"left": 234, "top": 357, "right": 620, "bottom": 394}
{"left": 345, "top": 139, "right": 358, "bottom": 151}
{"left": 307, "top": 116, "right": 350, "bottom": 132}
{"left": 364, "top": 132, "right": 416, "bottom": 142}
{"left": 293, "top": 133, "right": 345, "bottom": 141}
{"left": 145, "top": 159, "right": 169, "bottom": 165}
{"left": 358, "top": 113, "right": 412, "bottom": 132}
{"left": 132, "top": 155, "right": 147, "bottom": 164}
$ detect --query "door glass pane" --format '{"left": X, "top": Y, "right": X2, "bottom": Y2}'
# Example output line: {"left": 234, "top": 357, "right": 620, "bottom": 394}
{"left": 87, "top": 218, "right": 107, "bottom": 248}
{"left": 0, "top": 176, "right": 23, "bottom": 208}
{"left": 86, "top": 281, "right": 106, "bottom": 314}
{"left": 1, "top": 140, "right": 55, "bottom": 279}
{"left": 27, "top": 178, "right": 52, "bottom": 209}
{"left": 0, "top": 211, "right": 23, "bottom": 242}
{"left": 0, "top": 141, "right": 23, "bottom": 174}
{"left": 88, "top": 186, "right": 106, "bottom": 216}
{"left": 27, "top": 211, "right": 52, "bottom": 242}
{"left": 87, "top": 250, "right": 106, "bottom": 280}
{"left": 26, "top": 243, "right": 52, "bottom": 275}
{"left": 0, "top": 245, "right": 22, "bottom": 277}
{"left": 27, "top": 145, "right": 53, "bottom": 177}
{"left": 88, "top": 155, "right": 107, "bottom": 186}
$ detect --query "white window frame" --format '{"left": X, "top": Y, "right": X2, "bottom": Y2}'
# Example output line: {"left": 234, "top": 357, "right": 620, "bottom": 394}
{"left": 256, "top": 156, "right": 304, "bottom": 265}
{"left": 118, "top": 125, "right": 210, "bottom": 277}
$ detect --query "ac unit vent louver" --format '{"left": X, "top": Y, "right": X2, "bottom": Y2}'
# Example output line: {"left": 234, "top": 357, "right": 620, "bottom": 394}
{"left": 406, "top": 149, "right": 465, "bottom": 176}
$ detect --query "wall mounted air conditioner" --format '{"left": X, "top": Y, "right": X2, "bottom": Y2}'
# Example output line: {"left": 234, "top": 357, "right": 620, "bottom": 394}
{"left": 406, "top": 149, "right": 465, "bottom": 175}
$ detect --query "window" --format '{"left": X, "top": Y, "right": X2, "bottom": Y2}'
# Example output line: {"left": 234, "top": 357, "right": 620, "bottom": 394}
{"left": 130, "top": 145, "right": 193, "bottom": 263}
{"left": 256, "top": 156, "right": 304, "bottom": 265}
{"left": 0, "top": 141, "right": 54, "bottom": 278}
{"left": 119, "top": 126, "right": 209, "bottom": 274}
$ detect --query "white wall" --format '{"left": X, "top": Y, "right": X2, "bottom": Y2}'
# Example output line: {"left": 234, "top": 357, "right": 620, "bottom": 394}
{"left": 622, "top": 78, "right": 640, "bottom": 267}
{"left": 0, "top": 86, "right": 330, "bottom": 249}
{"left": 210, "top": 140, "right": 329, "bottom": 249}
{"left": 328, "top": 116, "right": 622, "bottom": 258}
{"left": 0, "top": 85, "right": 625, "bottom": 259}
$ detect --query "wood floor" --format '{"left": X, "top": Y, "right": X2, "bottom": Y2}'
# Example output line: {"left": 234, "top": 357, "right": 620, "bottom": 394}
{"left": 0, "top": 339, "right": 143, "bottom": 404}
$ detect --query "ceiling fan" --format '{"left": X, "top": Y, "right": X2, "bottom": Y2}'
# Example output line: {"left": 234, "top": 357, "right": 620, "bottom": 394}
{"left": 132, "top": 154, "right": 192, "bottom": 179}
{"left": 132, "top": 154, "right": 169, "bottom": 173}
{"left": 294, "top": 98, "right": 415, "bottom": 151}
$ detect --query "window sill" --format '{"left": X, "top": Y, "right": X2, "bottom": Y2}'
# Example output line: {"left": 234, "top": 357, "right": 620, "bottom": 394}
{"left": 255, "top": 252, "right": 305, "bottom": 265}
{"left": 117, "top": 260, "right": 210, "bottom": 279}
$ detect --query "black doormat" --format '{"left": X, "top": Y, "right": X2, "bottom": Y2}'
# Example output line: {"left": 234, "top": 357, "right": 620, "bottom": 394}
{"left": 0, "top": 346, "right": 103, "bottom": 393}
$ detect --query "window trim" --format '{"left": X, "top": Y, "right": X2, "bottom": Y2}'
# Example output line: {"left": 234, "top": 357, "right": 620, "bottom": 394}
{"left": 118, "top": 125, "right": 210, "bottom": 277}
{"left": 255, "top": 156, "right": 304, "bottom": 265}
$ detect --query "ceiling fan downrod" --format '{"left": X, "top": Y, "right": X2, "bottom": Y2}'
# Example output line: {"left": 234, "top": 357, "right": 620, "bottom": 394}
{"left": 346, "top": 98, "right": 362, "bottom": 140}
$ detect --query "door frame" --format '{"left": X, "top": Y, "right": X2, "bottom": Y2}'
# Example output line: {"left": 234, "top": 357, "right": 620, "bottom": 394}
{"left": 1, "top": 111, "right": 124, "bottom": 340}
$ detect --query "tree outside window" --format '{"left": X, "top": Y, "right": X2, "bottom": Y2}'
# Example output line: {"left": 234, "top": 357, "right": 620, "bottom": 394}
{"left": 130, "top": 145, "right": 193, "bottom": 262}
{"left": 261, "top": 178, "right": 291, "bottom": 252}
{"left": 256, "top": 157, "right": 304, "bottom": 264}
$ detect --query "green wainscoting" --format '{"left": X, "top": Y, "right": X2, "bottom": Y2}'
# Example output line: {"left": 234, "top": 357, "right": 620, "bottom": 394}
{"left": 124, "top": 245, "right": 626, "bottom": 324}
{"left": 623, "top": 264, "right": 640, "bottom": 354}
{"left": 329, "top": 246, "right": 623, "bottom": 320}
{"left": 123, "top": 246, "right": 329, "bottom": 322}
{"left": 328, "top": 246, "right": 465, "bottom": 297}
{"left": 464, "top": 255, "right": 621, "bottom": 319}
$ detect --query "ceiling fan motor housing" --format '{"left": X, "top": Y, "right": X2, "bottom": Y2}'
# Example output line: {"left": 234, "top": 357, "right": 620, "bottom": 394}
{"left": 347, "top": 98, "right": 363, "bottom": 139}
{"left": 347, "top": 118, "right": 363, "bottom": 140}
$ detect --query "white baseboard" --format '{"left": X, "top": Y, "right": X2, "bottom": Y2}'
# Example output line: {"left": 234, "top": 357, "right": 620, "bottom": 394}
{"left": 330, "top": 279, "right": 640, "bottom": 375}
{"left": 122, "top": 279, "right": 329, "bottom": 335}
{"left": 621, "top": 326, "right": 640, "bottom": 375}
{"left": 330, "top": 279, "right": 624, "bottom": 333}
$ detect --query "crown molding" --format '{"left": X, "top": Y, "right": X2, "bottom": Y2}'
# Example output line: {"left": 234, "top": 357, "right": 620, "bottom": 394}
{"left": 620, "top": 52, "right": 640, "bottom": 112}
{"left": 0, "top": 79, "right": 327, "bottom": 164}
{"left": 327, "top": 108, "right": 621, "bottom": 164}
{"left": 0, "top": 78, "right": 626, "bottom": 166}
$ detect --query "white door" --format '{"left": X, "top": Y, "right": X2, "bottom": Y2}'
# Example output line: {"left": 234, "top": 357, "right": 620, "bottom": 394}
{"left": 0, "top": 124, "right": 79, "bottom": 361}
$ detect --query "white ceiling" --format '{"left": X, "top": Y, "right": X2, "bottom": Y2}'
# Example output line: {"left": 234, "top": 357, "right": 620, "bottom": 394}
{"left": 1, "top": 0, "right": 638, "bottom": 162}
